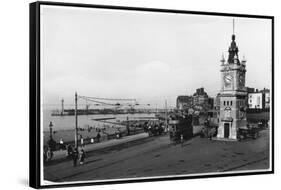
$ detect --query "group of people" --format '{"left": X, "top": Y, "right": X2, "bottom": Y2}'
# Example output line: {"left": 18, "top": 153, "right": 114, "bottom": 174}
{"left": 144, "top": 121, "right": 166, "bottom": 136}
{"left": 67, "top": 145, "right": 86, "bottom": 166}
{"left": 72, "top": 148, "right": 86, "bottom": 166}
{"left": 79, "top": 132, "right": 102, "bottom": 146}
{"left": 87, "top": 124, "right": 117, "bottom": 133}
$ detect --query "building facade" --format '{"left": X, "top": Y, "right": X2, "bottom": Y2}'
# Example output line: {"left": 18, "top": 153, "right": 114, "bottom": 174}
{"left": 260, "top": 88, "right": 270, "bottom": 109}
{"left": 265, "top": 92, "right": 270, "bottom": 109}
{"left": 176, "top": 96, "right": 193, "bottom": 110}
{"left": 192, "top": 87, "right": 210, "bottom": 110}
{"left": 248, "top": 92, "right": 264, "bottom": 109}
{"left": 176, "top": 88, "right": 214, "bottom": 111}
{"left": 214, "top": 93, "right": 221, "bottom": 110}
{"left": 208, "top": 97, "right": 214, "bottom": 110}
{"left": 217, "top": 32, "right": 247, "bottom": 140}
{"left": 248, "top": 88, "right": 270, "bottom": 109}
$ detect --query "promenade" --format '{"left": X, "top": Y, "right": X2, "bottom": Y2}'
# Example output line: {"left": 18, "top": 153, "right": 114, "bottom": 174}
{"left": 48, "top": 132, "right": 149, "bottom": 161}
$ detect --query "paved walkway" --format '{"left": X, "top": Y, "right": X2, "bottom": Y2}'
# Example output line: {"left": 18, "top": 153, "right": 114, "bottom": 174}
{"left": 51, "top": 133, "right": 149, "bottom": 161}
{"left": 44, "top": 129, "right": 270, "bottom": 183}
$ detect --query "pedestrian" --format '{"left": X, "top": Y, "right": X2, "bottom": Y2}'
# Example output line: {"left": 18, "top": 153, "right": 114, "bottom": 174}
{"left": 180, "top": 134, "right": 184, "bottom": 147}
{"left": 96, "top": 132, "right": 101, "bottom": 143}
{"left": 148, "top": 125, "right": 152, "bottom": 136}
{"left": 43, "top": 146, "right": 48, "bottom": 163}
{"left": 67, "top": 144, "right": 73, "bottom": 157}
{"left": 43, "top": 152, "right": 47, "bottom": 163}
{"left": 46, "top": 147, "right": 53, "bottom": 161}
{"left": 72, "top": 148, "right": 78, "bottom": 167}
{"left": 59, "top": 138, "right": 64, "bottom": 150}
{"left": 79, "top": 149, "right": 86, "bottom": 165}
{"left": 80, "top": 137, "right": 84, "bottom": 148}
{"left": 127, "top": 125, "right": 130, "bottom": 136}
{"left": 116, "top": 131, "right": 120, "bottom": 139}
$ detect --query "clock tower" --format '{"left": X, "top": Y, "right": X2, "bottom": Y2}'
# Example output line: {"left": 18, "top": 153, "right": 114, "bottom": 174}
{"left": 217, "top": 21, "right": 247, "bottom": 140}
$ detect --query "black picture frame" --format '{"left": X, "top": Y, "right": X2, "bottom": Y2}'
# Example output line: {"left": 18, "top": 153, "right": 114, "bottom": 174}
{"left": 30, "top": 1, "right": 274, "bottom": 188}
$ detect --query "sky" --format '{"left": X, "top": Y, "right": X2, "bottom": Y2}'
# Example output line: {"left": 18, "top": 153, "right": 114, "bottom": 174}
{"left": 40, "top": 5, "right": 272, "bottom": 109}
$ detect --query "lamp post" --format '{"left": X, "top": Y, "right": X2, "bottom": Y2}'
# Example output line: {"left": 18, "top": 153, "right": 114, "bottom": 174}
{"left": 165, "top": 100, "right": 168, "bottom": 128}
{"left": 75, "top": 92, "right": 78, "bottom": 149}
{"left": 49, "top": 121, "right": 53, "bottom": 140}
{"left": 61, "top": 99, "right": 64, "bottom": 116}
{"left": 126, "top": 116, "right": 130, "bottom": 136}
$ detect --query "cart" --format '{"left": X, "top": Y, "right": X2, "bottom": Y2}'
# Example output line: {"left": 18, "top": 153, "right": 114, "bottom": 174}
{"left": 238, "top": 124, "right": 259, "bottom": 140}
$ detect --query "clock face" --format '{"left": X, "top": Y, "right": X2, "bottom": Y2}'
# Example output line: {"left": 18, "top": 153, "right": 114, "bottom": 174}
{"left": 224, "top": 74, "right": 232, "bottom": 87}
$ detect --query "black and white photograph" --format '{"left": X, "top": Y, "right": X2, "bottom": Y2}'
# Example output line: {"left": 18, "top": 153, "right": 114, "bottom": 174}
{"left": 29, "top": 1, "right": 273, "bottom": 188}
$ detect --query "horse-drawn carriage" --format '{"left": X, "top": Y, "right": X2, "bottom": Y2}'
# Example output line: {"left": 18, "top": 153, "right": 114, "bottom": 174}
{"left": 200, "top": 123, "right": 218, "bottom": 139}
{"left": 168, "top": 114, "right": 193, "bottom": 142}
{"left": 238, "top": 123, "right": 260, "bottom": 140}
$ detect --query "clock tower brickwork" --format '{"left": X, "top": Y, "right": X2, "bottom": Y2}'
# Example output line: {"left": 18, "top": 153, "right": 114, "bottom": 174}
{"left": 216, "top": 33, "right": 247, "bottom": 140}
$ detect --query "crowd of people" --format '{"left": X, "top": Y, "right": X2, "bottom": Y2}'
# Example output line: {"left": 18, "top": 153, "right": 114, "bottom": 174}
{"left": 143, "top": 121, "right": 167, "bottom": 136}
{"left": 44, "top": 143, "right": 86, "bottom": 167}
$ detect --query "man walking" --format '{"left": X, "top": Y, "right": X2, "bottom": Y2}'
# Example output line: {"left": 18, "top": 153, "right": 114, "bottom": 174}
{"left": 72, "top": 148, "right": 78, "bottom": 167}
{"left": 79, "top": 149, "right": 86, "bottom": 165}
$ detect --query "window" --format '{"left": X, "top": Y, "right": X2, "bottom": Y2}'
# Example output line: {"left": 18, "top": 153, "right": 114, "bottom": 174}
{"left": 223, "top": 101, "right": 225, "bottom": 106}
{"left": 230, "top": 101, "right": 233, "bottom": 106}
{"left": 227, "top": 101, "right": 229, "bottom": 106}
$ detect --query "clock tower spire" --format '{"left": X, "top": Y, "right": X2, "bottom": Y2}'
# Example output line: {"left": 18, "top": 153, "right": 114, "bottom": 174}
{"left": 228, "top": 19, "right": 239, "bottom": 64}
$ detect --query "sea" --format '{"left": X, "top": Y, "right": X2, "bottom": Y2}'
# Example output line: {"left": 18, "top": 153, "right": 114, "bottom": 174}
{"left": 43, "top": 109, "right": 155, "bottom": 132}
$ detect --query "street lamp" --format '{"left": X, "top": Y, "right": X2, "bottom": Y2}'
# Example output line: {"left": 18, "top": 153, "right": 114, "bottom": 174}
{"left": 126, "top": 116, "right": 130, "bottom": 135}
{"left": 49, "top": 121, "right": 53, "bottom": 140}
